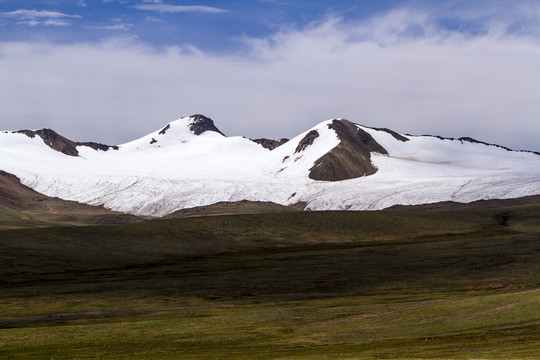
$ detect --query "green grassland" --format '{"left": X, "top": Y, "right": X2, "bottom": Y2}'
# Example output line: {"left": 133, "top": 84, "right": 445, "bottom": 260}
{"left": 1, "top": 200, "right": 539, "bottom": 359}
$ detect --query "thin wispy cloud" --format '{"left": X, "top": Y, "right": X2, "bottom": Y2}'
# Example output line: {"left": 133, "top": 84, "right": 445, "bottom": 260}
{"left": 43, "top": 19, "right": 71, "bottom": 26}
{"left": 432, "top": 0, "right": 540, "bottom": 31}
{"left": 102, "top": 23, "right": 132, "bottom": 30}
{"left": 0, "top": 9, "right": 81, "bottom": 26}
{"left": 0, "top": 9, "right": 80, "bottom": 19}
{"left": 133, "top": 4, "right": 227, "bottom": 14}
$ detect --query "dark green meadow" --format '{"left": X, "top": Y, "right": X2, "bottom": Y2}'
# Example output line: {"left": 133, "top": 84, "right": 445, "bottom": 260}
{"left": 1, "top": 201, "right": 540, "bottom": 359}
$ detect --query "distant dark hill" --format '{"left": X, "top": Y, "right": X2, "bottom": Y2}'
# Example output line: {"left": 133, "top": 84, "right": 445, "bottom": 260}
{"left": 165, "top": 200, "right": 304, "bottom": 218}
{"left": 0, "top": 170, "right": 140, "bottom": 228}
{"left": 385, "top": 195, "right": 540, "bottom": 211}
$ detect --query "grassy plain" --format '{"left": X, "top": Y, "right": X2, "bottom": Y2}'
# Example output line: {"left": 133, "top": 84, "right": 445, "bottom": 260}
{"left": 1, "top": 200, "right": 539, "bottom": 359}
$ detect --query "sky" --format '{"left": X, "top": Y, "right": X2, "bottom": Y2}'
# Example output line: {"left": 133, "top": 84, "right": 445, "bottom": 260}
{"left": 0, "top": 0, "right": 539, "bottom": 152}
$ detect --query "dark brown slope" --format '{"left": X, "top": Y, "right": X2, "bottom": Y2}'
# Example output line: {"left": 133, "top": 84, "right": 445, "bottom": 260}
{"left": 308, "top": 119, "right": 388, "bottom": 181}
{"left": 385, "top": 195, "right": 540, "bottom": 211}
{"left": 165, "top": 200, "right": 304, "bottom": 218}
{"left": 14, "top": 129, "right": 118, "bottom": 157}
{"left": 0, "top": 170, "right": 139, "bottom": 228}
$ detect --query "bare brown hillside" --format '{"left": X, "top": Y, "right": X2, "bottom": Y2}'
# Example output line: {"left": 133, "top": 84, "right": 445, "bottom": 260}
{"left": 0, "top": 170, "right": 139, "bottom": 228}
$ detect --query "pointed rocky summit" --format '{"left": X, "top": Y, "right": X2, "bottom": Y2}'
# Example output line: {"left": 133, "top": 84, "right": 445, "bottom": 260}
{"left": 188, "top": 114, "right": 225, "bottom": 136}
{"left": 309, "top": 119, "right": 388, "bottom": 181}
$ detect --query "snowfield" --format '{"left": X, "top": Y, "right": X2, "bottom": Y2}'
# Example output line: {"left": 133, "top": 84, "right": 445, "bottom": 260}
{"left": 1, "top": 116, "right": 539, "bottom": 216}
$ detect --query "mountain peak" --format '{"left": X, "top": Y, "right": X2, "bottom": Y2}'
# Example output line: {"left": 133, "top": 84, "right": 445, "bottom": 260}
{"left": 188, "top": 114, "right": 225, "bottom": 137}
{"left": 119, "top": 114, "right": 226, "bottom": 150}
{"left": 308, "top": 119, "right": 387, "bottom": 181}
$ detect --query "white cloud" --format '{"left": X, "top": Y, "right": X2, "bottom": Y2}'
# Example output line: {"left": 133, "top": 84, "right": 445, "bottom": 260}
{"left": 0, "top": 10, "right": 539, "bottom": 152}
{"left": 145, "top": 15, "right": 164, "bottom": 23}
{"left": 102, "top": 23, "right": 132, "bottom": 30}
{"left": 0, "top": 9, "right": 80, "bottom": 19}
{"left": 19, "top": 19, "right": 40, "bottom": 26}
{"left": 44, "top": 19, "right": 71, "bottom": 26}
{"left": 91, "top": 17, "right": 133, "bottom": 31}
{"left": 0, "top": 9, "right": 80, "bottom": 26}
{"left": 133, "top": 4, "right": 227, "bottom": 14}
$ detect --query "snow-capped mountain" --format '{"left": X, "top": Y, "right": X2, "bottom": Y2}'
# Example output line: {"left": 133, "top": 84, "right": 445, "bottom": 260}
{"left": 1, "top": 114, "right": 539, "bottom": 216}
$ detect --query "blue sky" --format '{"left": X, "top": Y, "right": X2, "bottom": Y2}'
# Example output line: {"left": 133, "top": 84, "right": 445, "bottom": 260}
{"left": 0, "top": 1, "right": 393, "bottom": 43}
{"left": 2, "top": 1, "right": 537, "bottom": 50}
{"left": 0, "top": 0, "right": 427, "bottom": 53}
{"left": 0, "top": 0, "right": 539, "bottom": 151}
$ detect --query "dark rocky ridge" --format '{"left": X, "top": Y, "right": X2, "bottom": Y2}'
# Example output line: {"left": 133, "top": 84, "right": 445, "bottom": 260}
{"left": 309, "top": 119, "right": 387, "bottom": 181}
{"left": 369, "top": 127, "right": 410, "bottom": 142}
{"left": 408, "top": 134, "right": 540, "bottom": 156}
{"left": 158, "top": 124, "right": 170, "bottom": 135}
{"left": 15, "top": 129, "right": 118, "bottom": 157}
{"left": 15, "top": 129, "right": 79, "bottom": 156}
{"left": 79, "top": 142, "right": 119, "bottom": 152}
{"left": 295, "top": 130, "right": 320, "bottom": 153}
{"left": 188, "top": 114, "right": 225, "bottom": 137}
{"left": 458, "top": 137, "right": 540, "bottom": 155}
{"left": 252, "top": 138, "right": 289, "bottom": 150}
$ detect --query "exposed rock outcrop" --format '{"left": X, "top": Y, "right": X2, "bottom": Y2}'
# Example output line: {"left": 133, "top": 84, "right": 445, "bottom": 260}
{"left": 15, "top": 129, "right": 118, "bottom": 156}
{"left": 252, "top": 138, "right": 289, "bottom": 150}
{"left": 158, "top": 124, "right": 170, "bottom": 135}
{"left": 188, "top": 114, "right": 225, "bottom": 136}
{"left": 414, "top": 134, "right": 540, "bottom": 156}
{"left": 79, "top": 142, "right": 119, "bottom": 152}
{"left": 15, "top": 129, "right": 79, "bottom": 156}
{"left": 369, "top": 127, "right": 410, "bottom": 142}
{"left": 457, "top": 137, "right": 535, "bottom": 153}
{"left": 308, "top": 119, "right": 387, "bottom": 181}
{"left": 295, "top": 130, "right": 319, "bottom": 154}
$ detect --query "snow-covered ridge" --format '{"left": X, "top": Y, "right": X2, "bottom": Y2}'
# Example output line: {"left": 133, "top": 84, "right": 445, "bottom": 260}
{"left": 0, "top": 115, "right": 539, "bottom": 216}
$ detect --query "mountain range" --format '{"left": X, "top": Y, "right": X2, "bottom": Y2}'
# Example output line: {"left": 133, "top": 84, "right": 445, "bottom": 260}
{"left": 1, "top": 114, "right": 539, "bottom": 217}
